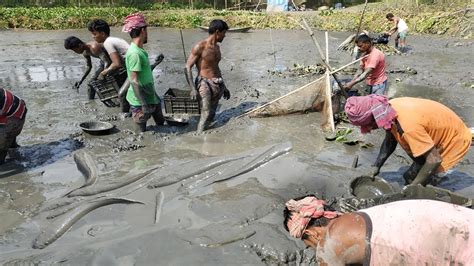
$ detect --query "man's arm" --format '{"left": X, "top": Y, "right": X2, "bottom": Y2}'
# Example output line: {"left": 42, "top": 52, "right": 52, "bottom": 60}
{"left": 343, "top": 67, "right": 373, "bottom": 90}
{"left": 411, "top": 147, "right": 441, "bottom": 185}
{"left": 185, "top": 43, "right": 202, "bottom": 99}
{"left": 388, "top": 18, "right": 398, "bottom": 36}
{"left": 100, "top": 52, "right": 122, "bottom": 78}
{"left": 130, "top": 71, "right": 151, "bottom": 113}
{"left": 74, "top": 55, "right": 92, "bottom": 90}
{"left": 371, "top": 131, "right": 398, "bottom": 177}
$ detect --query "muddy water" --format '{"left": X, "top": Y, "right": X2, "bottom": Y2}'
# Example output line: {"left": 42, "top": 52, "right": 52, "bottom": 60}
{"left": 0, "top": 28, "right": 473, "bottom": 264}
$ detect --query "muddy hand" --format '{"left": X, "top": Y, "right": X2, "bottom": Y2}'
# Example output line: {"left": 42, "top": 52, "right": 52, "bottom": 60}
{"left": 154, "top": 53, "right": 164, "bottom": 65}
{"left": 190, "top": 89, "right": 197, "bottom": 101}
{"left": 223, "top": 88, "right": 231, "bottom": 100}
{"left": 73, "top": 81, "right": 81, "bottom": 90}
{"left": 367, "top": 166, "right": 380, "bottom": 180}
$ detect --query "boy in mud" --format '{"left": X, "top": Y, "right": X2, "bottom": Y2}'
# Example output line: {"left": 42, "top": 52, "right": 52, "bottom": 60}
{"left": 185, "top": 19, "right": 231, "bottom": 133}
{"left": 122, "top": 13, "right": 164, "bottom": 132}
{"left": 64, "top": 36, "right": 111, "bottom": 100}
{"left": 386, "top": 13, "right": 408, "bottom": 53}
{"left": 87, "top": 19, "right": 130, "bottom": 112}
{"left": 0, "top": 87, "right": 27, "bottom": 164}
{"left": 345, "top": 95, "right": 471, "bottom": 186}
{"left": 283, "top": 195, "right": 473, "bottom": 265}
{"left": 343, "top": 35, "right": 388, "bottom": 95}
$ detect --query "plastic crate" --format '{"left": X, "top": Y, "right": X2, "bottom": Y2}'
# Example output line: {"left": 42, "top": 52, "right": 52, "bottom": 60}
{"left": 89, "top": 75, "right": 120, "bottom": 107}
{"left": 163, "top": 88, "right": 200, "bottom": 115}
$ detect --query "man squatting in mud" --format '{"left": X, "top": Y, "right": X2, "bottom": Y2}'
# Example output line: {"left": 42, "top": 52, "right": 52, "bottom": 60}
{"left": 122, "top": 13, "right": 165, "bottom": 132}
{"left": 345, "top": 95, "right": 471, "bottom": 186}
{"left": 283, "top": 195, "right": 473, "bottom": 265}
{"left": 0, "top": 87, "right": 27, "bottom": 164}
{"left": 343, "top": 35, "right": 388, "bottom": 95}
{"left": 88, "top": 19, "right": 131, "bottom": 112}
{"left": 64, "top": 36, "right": 112, "bottom": 100}
{"left": 186, "top": 19, "right": 231, "bottom": 133}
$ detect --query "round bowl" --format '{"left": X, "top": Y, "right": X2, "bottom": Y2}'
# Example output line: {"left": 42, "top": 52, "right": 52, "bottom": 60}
{"left": 79, "top": 121, "right": 115, "bottom": 135}
{"left": 350, "top": 175, "right": 396, "bottom": 199}
{"left": 164, "top": 116, "right": 189, "bottom": 127}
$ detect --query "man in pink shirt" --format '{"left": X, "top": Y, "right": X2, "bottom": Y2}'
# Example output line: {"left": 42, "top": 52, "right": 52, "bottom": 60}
{"left": 343, "top": 35, "right": 388, "bottom": 95}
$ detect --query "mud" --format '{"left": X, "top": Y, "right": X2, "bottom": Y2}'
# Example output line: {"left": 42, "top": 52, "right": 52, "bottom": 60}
{"left": 0, "top": 28, "right": 473, "bottom": 264}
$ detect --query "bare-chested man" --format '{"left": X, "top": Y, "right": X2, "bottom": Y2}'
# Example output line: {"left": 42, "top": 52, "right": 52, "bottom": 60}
{"left": 185, "top": 19, "right": 231, "bottom": 133}
{"left": 64, "top": 36, "right": 111, "bottom": 99}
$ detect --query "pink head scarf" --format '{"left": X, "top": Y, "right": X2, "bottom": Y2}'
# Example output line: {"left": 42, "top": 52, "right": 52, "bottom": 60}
{"left": 285, "top": 196, "right": 339, "bottom": 239}
{"left": 122, "top": 13, "right": 147, "bottom": 33}
{"left": 344, "top": 95, "right": 397, "bottom": 134}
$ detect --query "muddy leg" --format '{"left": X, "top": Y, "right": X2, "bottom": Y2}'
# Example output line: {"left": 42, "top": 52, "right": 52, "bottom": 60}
{"left": 395, "top": 34, "right": 400, "bottom": 49}
{"left": 0, "top": 150, "right": 7, "bottom": 164}
{"left": 151, "top": 103, "right": 165, "bottom": 126}
{"left": 119, "top": 94, "right": 130, "bottom": 113}
{"left": 403, "top": 161, "right": 423, "bottom": 185}
{"left": 87, "top": 84, "right": 96, "bottom": 100}
{"left": 197, "top": 96, "right": 211, "bottom": 134}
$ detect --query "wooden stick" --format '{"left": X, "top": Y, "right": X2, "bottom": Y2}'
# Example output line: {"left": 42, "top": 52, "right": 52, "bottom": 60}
{"left": 300, "top": 18, "right": 348, "bottom": 98}
{"left": 325, "top": 31, "right": 329, "bottom": 65}
{"left": 352, "top": 0, "right": 369, "bottom": 56}
{"left": 330, "top": 55, "right": 368, "bottom": 74}
{"left": 324, "top": 71, "right": 335, "bottom": 132}
{"left": 179, "top": 29, "right": 187, "bottom": 62}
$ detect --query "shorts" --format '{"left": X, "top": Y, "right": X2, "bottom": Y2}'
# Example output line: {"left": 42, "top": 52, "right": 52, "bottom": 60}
{"left": 397, "top": 30, "right": 408, "bottom": 40}
{"left": 131, "top": 104, "right": 160, "bottom": 124}
{"left": 367, "top": 79, "right": 388, "bottom": 95}
{"left": 0, "top": 115, "right": 26, "bottom": 151}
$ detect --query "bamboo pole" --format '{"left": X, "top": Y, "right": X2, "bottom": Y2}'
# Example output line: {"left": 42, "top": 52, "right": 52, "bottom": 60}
{"left": 352, "top": 0, "right": 369, "bottom": 56}
{"left": 300, "top": 18, "right": 348, "bottom": 98}
{"left": 325, "top": 31, "right": 329, "bottom": 65}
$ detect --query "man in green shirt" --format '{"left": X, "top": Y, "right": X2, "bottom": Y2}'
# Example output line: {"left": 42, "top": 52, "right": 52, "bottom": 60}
{"left": 122, "top": 13, "right": 164, "bottom": 132}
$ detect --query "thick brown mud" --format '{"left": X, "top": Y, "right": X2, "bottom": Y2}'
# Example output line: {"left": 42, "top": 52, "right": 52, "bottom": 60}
{"left": 0, "top": 28, "right": 473, "bottom": 264}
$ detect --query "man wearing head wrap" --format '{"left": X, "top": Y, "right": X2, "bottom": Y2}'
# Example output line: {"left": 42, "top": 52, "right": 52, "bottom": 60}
{"left": 343, "top": 34, "right": 388, "bottom": 95}
{"left": 185, "top": 19, "right": 231, "bottom": 134}
{"left": 283, "top": 195, "right": 474, "bottom": 265}
{"left": 122, "top": 13, "right": 164, "bottom": 132}
{"left": 345, "top": 95, "right": 471, "bottom": 185}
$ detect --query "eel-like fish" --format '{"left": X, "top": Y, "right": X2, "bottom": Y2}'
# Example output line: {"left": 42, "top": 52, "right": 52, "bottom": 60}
{"left": 63, "top": 151, "right": 99, "bottom": 197}
{"left": 33, "top": 197, "right": 143, "bottom": 249}
{"left": 154, "top": 191, "right": 164, "bottom": 224}
{"left": 67, "top": 164, "right": 162, "bottom": 197}
{"left": 181, "top": 142, "right": 292, "bottom": 191}
{"left": 206, "top": 142, "right": 292, "bottom": 185}
{"left": 147, "top": 155, "right": 247, "bottom": 189}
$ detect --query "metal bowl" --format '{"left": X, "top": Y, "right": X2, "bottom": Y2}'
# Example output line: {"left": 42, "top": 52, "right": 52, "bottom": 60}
{"left": 164, "top": 116, "right": 189, "bottom": 127}
{"left": 79, "top": 121, "right": 115, "bottom": 135}
{"left": 350, "top": 175, "right": 396, "bottom": 199}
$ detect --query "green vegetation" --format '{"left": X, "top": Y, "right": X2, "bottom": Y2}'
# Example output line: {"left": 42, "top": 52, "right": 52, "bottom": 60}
{"left": 0, "top": 3, "right": 471, "bottom": 38}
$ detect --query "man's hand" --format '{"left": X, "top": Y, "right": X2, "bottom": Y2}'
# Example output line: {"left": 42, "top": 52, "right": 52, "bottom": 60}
{"left": 367, "top": 165, "right": 380, "bottom": 180}
{"left": 190, "top": 89, "right": 198, "bottom": 101}
{"left": 155, "top": 53, "right": 164, "bottom": 65}
{"left": 343, "top": 82, "right": 354, "bottom": 90}
{"left": 73, "top": 81, "right": 81, "bottom": 90}
{"left": 223, "top": 86, "right": 231, "bottom": 100}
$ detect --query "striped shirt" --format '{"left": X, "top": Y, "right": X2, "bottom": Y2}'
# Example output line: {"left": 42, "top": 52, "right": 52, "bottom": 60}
{"left": 0, "top": 88, "right": 26, "bottom": 125}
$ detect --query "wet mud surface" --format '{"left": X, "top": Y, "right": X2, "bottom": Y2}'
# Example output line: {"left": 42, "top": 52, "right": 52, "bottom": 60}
{"left": 0, "top": 28, "right": 473, "bottom": 264}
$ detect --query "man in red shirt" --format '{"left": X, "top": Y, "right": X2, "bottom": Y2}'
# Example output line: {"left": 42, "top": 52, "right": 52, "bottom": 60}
{"left": 0, "top": 87, "right": 27, "bottom": 164}
{"left": 343, "top": 35, "right": 388, "bottom": 95}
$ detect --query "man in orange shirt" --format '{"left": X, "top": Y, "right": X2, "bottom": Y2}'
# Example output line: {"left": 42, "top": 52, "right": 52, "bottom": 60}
{"left": 343, "top": 35, "right": 388, "bottom": 95}
{"left": 344, "top": 95, "right": 471, "bottom": 185}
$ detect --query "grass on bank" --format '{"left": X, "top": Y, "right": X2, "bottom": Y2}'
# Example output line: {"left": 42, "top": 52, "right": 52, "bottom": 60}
{"left": 0, "top": 3, "right": 471, "bottom": 38}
